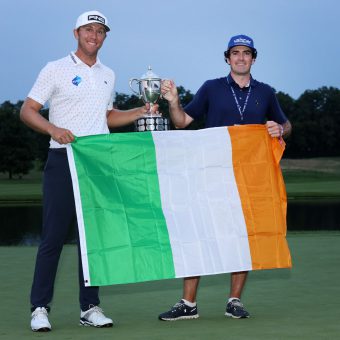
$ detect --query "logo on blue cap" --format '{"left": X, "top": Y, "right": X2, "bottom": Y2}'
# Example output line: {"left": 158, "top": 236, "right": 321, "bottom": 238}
{"left": 227, "top": 34, "right": 255, "bottom": 50}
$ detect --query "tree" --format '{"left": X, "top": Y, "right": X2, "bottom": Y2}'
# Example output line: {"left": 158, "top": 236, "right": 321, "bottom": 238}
{"left": 288, "top": 87, "right": 340, "bottom": 157}
{"left": 1, "top": 84, "right": 339, "bottom": 167}
{"left": 109, "top": 93, "right": 142, "bottom": 133}
{"left": 276, "top": 91, "right": 296, "bottom": 158}
{"left": 0, "top": 101, "right": 36, "bottom": 179}
{"left": 110, "top": 87, "right": 195, "bottom": 132}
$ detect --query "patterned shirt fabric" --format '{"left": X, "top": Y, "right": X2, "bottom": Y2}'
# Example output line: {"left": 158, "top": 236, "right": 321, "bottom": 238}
{"left": 28, "top": 52, "right": 115, "bottom": 148}
{"left": 184, "top": 74, "right": 287, "bottom": 128}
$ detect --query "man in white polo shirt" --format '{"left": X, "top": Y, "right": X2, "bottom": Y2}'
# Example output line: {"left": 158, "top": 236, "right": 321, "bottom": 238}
{"left": 20, "top": 10, "right": 150, "bottom": 332}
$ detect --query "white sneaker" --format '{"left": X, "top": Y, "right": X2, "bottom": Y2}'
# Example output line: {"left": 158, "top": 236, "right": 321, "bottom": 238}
{"left": 80, "top": 305, "right": 113, "bottom": 327}
{"left": 31, "top": 307, "right": 51, "bottom": 332}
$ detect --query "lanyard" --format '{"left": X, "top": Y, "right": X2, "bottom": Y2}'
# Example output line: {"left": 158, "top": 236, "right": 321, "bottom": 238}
{"left": 227, "top": 78, "right": 251, "bottom": 121}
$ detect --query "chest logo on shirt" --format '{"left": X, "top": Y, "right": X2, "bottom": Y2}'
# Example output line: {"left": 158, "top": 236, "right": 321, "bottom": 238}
{"left": 72, "top": 76, "right": 82, "bottom": 86}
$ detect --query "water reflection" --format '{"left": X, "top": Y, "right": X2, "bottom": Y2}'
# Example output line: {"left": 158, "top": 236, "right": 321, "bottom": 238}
{"left": 287, "top": 199, "right": 340, "bottom": 230}
{"left": 0, "top": 205, "right": 76, "bottom": 246}
{"left": 0, "top": 200, "right": 339, "bottom": 245}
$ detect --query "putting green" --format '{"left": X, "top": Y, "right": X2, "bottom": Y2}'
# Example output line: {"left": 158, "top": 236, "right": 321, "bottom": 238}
{"left": 1, "top": 232, "right": 339, "bottom": 339}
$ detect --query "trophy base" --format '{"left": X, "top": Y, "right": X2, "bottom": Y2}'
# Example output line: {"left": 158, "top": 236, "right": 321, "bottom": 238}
{"left": 134, "top": 114, "right": 169, "bottom": 132}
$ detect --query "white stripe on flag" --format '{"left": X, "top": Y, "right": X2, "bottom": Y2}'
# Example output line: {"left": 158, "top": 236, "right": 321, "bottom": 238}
{"left": 66, "top": 145, "right": 91, "bottom": 285}
{"left": 152, "top": 127, "right": 252, "bottom": 277}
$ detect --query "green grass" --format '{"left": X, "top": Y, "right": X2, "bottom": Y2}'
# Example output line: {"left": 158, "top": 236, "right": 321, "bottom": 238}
{"left": 283, "top": 170, "right": 340, "bottom": 198}
{"left": 0, "top": 179, "right": 42, "bottom": 204}
{"left": 1, "top": 232, "right": 339, "bottom": 339}
{"left": 0, "top": 162, "right": 43, "bottom": 204}
{"left": 1, "top": 157, "right": 340, "bottom": 204}
{"left": 281, "top": 157, "right": 340, "bottom": 198}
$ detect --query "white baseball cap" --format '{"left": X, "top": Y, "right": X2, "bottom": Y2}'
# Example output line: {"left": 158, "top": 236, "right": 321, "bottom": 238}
{"left": 75, "top": 10, "right": 110, "bottom": 32}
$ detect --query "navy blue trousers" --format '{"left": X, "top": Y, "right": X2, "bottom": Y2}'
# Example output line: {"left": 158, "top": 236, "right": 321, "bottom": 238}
{"left": 30, "top": 149, "right": 99, "bottom": 311}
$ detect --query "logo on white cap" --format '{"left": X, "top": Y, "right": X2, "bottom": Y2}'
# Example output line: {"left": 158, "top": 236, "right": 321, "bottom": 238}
{"left": 88, "top": 14, "right": 105, "bottom": 25}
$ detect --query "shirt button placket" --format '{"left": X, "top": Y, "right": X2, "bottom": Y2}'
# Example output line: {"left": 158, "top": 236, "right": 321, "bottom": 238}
{"left": 89, "top": 67, "right": 95, "bottom": 90}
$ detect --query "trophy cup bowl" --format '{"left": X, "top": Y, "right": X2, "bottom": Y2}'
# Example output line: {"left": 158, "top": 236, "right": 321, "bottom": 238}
{"left": 140, "top": 80, "right": 161, "bottom": 105}
{"left": 129, "top": 66, "right": 169, "bottom": 132}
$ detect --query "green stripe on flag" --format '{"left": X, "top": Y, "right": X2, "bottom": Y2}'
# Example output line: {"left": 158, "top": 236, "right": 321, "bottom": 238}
{"left": 71, "top": 132, "right": 175, "bottom": 285}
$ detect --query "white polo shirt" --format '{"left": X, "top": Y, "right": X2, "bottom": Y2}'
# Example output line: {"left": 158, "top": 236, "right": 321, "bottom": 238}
{"left": 28, "top": 52, "right": 115, "bottom": 148}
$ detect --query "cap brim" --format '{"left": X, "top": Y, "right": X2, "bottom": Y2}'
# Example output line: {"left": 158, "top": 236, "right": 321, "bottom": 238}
{"left": 76, "top": 23, "right": 110, "bottom": 32}
{"left": 226, "top": 44, "right": 256, "bottom": 53}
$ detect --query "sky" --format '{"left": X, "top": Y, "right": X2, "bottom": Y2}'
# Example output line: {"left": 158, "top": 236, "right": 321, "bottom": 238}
{"left": 1, "top": 0, "right": 339, "bottom": 104}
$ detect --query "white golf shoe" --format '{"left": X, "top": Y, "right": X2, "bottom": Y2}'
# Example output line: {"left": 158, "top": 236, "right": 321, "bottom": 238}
{"left": 31, "top": 307, "right": 51, "bottom": 332}
{"left": 80, "top": 305, "right": 113, "bottom": 328}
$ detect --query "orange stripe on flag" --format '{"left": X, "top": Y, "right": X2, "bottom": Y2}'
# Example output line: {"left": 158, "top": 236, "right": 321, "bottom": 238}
{"left": 228, "top": 125, "right": 292, "bottom": 270}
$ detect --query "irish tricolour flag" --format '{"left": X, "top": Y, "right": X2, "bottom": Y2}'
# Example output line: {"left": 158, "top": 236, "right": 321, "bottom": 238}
{"left": 67, "top": 125, "right": 292, "bottom": 287}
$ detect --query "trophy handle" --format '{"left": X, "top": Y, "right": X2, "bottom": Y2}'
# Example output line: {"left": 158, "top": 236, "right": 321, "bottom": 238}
{"left": 129, "top": 78, "right": 141, "bottom": 97}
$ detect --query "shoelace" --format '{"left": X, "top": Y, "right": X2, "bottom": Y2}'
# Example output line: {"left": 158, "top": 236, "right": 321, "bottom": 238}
{"left": 230, "top": 300, "right": 243, "bottom": 308}
{"left": 172, "top": 302, "right": 185, "bottom": 310}
{"left": 88, "top": 306, "right": 105, "bottom": 315}
{"left": 32, "top": 308, "right": 48, "bottom": 318}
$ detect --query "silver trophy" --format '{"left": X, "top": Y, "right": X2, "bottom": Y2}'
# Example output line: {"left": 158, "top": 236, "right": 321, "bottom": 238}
{"left": 129, "top": 66, "right": 169, "bottom": 132}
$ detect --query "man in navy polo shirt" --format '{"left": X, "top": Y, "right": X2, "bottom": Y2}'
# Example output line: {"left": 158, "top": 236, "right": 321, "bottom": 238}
{"left": 158, "top": 34, "right": 292, "bottom": 321}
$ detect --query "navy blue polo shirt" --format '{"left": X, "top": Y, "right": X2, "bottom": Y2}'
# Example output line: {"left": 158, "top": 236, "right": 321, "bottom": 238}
{"left": 184, "top": 74, "right": 288, "bottom": 128}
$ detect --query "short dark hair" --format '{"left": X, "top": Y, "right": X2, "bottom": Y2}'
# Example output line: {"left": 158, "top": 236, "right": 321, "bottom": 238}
{"left": 224, "top": 48, "right": 257, "bottom": 63}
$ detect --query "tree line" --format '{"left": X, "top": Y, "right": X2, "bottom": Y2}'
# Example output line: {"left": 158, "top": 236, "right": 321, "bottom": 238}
{"left": 0, "top": 85, "right": 339, "bottom": 179}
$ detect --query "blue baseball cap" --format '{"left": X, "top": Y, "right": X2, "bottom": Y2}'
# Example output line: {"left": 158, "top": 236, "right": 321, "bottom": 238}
{"left": 227, "top": 34, "right": 257, "bottom": 53}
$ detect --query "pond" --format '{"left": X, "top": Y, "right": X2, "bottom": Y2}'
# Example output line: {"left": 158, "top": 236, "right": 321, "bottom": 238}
{"left": 0, "top": 200, "right": 339, "bottom": 245}
{"left": 0, "top": 205, "right": 76, "bottom": 246}
{"left": 287, "top": 199, "right": 340, "bottom": 231}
